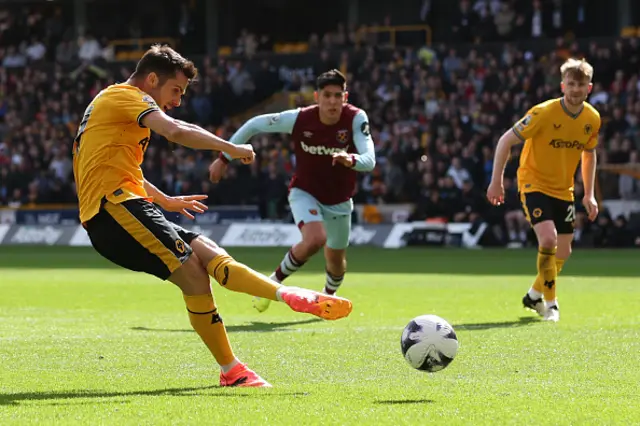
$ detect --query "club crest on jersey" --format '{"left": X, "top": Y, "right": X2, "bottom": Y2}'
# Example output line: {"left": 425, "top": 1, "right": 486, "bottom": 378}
{"left": 532, "top": 208, "right": 543, "bottom": 218}
{"left": 268, "top": 114, "right": 280, "bottom": 125}
{"left": 336, "top": 129, "right": 349, "bottom": 144}
{"left": 142, "top": 95, "right": 156, "bottom": 107}
{"left": 309, "top": 209, "right": 318, "bottom": 216}
{"left": 361, "top": 121, "right": 370, "bottom": 136}
{"left": 303, "top": 131, "right": 313, "bottom": 138}
{"left": 584, "top": 124, "right": 593, "bottom": 135}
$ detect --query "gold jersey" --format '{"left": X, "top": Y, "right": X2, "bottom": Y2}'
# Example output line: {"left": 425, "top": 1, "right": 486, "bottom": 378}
{"left": 72, "top": 84, "right": 159, "bottom": 223}
{"left": 513, "top": 98, "right": 601, "bottom": 201}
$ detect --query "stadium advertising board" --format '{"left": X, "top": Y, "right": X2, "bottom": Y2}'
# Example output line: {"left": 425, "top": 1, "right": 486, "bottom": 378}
{"left": 0, "top": 222, "right": 486, "bottom": 248}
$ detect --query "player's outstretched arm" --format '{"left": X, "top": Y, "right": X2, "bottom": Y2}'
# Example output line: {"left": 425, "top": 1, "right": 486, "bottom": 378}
{"left": 218, "top": 109, "right": 300, "bottom": 164}
{"left": 487, "top": 128, "right": 522, "bottom": 205}
{"left": 143, "top": 178, "right": 208, "bottom": 220}
{"left": 141, "top": 110, "right": 254, "bottom": 161}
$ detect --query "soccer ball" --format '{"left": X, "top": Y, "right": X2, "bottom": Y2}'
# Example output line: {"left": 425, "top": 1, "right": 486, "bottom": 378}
{"left": 401, "top": 315, "right": 459, "bottom": 372}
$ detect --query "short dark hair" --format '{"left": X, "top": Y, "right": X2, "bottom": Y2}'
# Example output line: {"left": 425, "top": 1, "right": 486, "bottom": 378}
{"left": 316, "top": 69, "right": 346, "bottom": 91}
{"left": 132, "top": 44, "right": 198, "bottom": 83}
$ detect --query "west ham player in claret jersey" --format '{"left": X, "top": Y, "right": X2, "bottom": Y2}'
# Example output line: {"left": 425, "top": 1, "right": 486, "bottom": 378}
{"left": 209, "top": 69, "right": 376, "bottom": 313}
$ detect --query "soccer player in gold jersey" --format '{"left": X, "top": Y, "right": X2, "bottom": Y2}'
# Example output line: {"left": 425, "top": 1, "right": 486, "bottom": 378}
{"left": 72, "top": 45, "right": 352, "bottom": 387}
{"left": 487, "top": 58, "right": 601, "bottom": 322}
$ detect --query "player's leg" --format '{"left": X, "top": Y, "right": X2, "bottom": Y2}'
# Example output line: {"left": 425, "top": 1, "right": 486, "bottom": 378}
{"left": 520, "top": 192, "right": 558, "bottom": 317}
{"left": 321, "top": 200, "right": 353, "bottom": 294}
{"left": 185, "top": 233, "right": 352, "bottom": 321}
{"left": 85, "top": 199, "right": 270, "bottom": 387}
{"left": 253, "top": 188, "right": 327, "bottom": 312}
{"left": 541, "top": 200, "right": 576, "bottom": 321}
{"left": 324, "top": 246, "right": 347, "bottom": 295}
{"left": 167, "top": 255, "right": 272, "bottom": 387}
{"left": 271, "top": 188, "right": 327, "bottom": 284}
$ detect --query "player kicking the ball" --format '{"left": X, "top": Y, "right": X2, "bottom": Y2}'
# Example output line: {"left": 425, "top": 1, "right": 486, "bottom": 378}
{"left": 487, "top": 58, "right": 600, "bottom": 322}
{"left": 209, "top": 69, "right": 376, "bottom": 313}
{"left": 73, "top": 45, "right": 352, "bottom": 388}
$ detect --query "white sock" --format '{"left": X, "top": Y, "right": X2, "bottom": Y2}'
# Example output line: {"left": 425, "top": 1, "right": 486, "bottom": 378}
{"left": 528, "top": 288, "right": 543, "bottom": 300}
{"left": 508, "top": 230, "right": 516, "bottom": 241}
{"left": 545, "top": 300, "right": 558, "bottom": 309}
{"left": 220, "top": 358, "right": 240, "bottom": 374}
{"left": 269, "top": 272, "right": 282, "bottom": 284}
{"left": 274, "top": 249, "right": 304, "bottom": 282}
{"left": 324, "top": 270, "right": 344, "bottom": 295}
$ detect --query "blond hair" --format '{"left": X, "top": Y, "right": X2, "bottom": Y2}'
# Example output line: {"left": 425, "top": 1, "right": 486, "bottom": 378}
{"left": 560, "top": 58, "right": 594, "bottom": 82}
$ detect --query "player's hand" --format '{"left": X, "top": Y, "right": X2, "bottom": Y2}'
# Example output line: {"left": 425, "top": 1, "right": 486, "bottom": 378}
{"left": 228, "top": 144, "right": 255, "bottom": 164}
{"left": 332, "top": 151, "right": 355, "bottom": 168}
{"left": 208, "top": 159, "right": 228, "bottom": 183}
{"left": 486, "top": 180, "right": 505, "bottom": 206}
{"left": 582, "top": 195, "right": 599, "bottom": 221}
{"left": 161, "top": 195, "right": 208, "bottom": 220}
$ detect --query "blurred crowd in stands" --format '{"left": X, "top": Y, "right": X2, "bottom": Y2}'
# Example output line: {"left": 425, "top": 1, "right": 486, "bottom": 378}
{"left": 0, "top": 1, "right": 639, "bottom": 247}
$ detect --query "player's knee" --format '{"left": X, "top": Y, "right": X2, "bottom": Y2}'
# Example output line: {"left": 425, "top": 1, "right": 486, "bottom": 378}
{"left": 170, "top": 253, "right": 211, "bottom": 295}
{"left": 190, "top": 236, "right": 228, "bottom": 268}
{"left": 303, "top": 230, "right": 326, "bottom": 252}
{"left": 537, "top": 233, "right": 558, "bottom": 250}
{"left": 534, "top": 221, "right": 558, "bottom": 249}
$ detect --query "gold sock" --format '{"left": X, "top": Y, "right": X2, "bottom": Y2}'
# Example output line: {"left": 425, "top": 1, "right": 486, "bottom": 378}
{"left": 532, "top": 275, "right": 544, "bottom": 294}
{"left": 206, "top": 254, "right": 281, "bottom": 301}
{"left": 544, "top": 259, "right": 565, "bottom": 302}
{"left": 537, "top": 247, "right": 557, "bottom": 302}
{"left": 183, "top": 293, "right": 235, "bottom": 366}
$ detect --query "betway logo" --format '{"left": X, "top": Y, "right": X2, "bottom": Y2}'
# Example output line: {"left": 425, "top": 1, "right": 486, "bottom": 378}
{"left": 300, "top": 141, "right": 345, "bottom": 156}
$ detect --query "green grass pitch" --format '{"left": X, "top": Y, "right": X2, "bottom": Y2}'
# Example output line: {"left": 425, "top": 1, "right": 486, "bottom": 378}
{"left": 1, "top": 246, "right": 639, "bottom": 425}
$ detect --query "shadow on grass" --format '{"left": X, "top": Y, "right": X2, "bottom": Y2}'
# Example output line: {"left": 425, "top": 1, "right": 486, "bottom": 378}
{"left": 0, "top": 386, "right": 307, "bottom": 406}
{"left": 375, "top": 398, "right": 435, "bottom": 405}
{"left": 132, "top": 318, "right": 323, "bottom": 334}
{"left": 454, "top": 316, "right": 538, "bottom": 331}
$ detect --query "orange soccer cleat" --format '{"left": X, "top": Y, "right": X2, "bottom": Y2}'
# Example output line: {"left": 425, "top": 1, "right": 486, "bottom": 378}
{"left": 278, "top": 287, "right": 353, "bottom": 320}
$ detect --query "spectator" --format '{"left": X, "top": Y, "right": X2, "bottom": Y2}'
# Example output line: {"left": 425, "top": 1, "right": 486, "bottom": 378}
{"left": 0, "top": 6, "right": 638, "bottom": 249}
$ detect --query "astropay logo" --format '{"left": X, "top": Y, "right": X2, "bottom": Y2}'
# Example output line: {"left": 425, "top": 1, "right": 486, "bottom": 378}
{"left": 11, "top": 225, "right": 63, "bottom": 245}
{"left": 300, "top": 141, "right": 345, "bottom": 156}
{"left": 220, "top": 224, "right": 302, "bottom": 247}
{"left": 349, "top": 226, "right": 376, "bottom": 245}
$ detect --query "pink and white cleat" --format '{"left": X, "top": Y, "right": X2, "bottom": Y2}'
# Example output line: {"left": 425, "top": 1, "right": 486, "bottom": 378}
{"left": 220, "top": 363, "right": 272, "bottom": 387}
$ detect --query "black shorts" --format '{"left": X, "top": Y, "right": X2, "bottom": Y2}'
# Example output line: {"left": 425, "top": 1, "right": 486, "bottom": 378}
{"left": 85, "top": 199, "right": 200, "bottom": 280}
{"left": 520, "top": 191, "right": 575, "bottom": 234}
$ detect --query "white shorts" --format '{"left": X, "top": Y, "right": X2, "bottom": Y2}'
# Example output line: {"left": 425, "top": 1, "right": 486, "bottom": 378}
{"left": 288, "top": 187, "right": 353, "bottom": 249}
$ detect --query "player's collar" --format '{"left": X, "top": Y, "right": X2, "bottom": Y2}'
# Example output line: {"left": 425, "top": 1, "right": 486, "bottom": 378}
{"left": 560, "top": 98, "right": 584, "bottom": 120}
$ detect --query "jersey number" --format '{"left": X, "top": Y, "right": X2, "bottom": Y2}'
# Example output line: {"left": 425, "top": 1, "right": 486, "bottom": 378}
{"left": 73, "top": 104, "right": 95, "bottom": 155}
{"left": 565, "top": 205, "right": 575, "bottom": 223}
